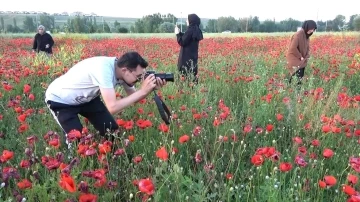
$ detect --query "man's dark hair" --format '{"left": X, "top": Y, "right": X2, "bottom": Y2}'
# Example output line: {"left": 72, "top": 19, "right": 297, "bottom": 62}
{"left": 116, "top": 51, "right": 148, "bottom": 70}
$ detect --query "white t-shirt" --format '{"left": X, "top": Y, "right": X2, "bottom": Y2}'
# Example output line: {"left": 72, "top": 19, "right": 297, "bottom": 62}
{"left": 45, "top": 56, "right": 135, "bottom": 105}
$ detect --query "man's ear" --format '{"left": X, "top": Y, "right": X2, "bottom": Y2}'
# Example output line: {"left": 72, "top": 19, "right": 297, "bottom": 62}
{"left": 119, "top": 67, "right": 127, "bottom": 72}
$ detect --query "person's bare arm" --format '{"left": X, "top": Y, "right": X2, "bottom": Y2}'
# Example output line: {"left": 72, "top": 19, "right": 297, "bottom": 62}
{"left": 100, "top": 74, "right": 160, "bottom": 115}
{"left": 100, "top": 87, "right": 147, "bottom": 115}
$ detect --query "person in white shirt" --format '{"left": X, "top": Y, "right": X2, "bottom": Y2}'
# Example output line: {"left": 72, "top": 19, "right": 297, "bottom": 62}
{"left": 45, "top": 51, "right": 165, "bottom": 141}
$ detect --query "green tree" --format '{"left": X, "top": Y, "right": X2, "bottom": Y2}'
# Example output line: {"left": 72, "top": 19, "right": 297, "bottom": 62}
{"left": 72, "top": 16, "right": 83, "bottom": 33}
{"left": 217, "top": 16, "right": 238, "bottom": 32}
{"left": 348, "top": 15, "right": 358, "bottom": 31}
{"left": 162, "top": 13, "right": 177, "bottom": 24}
{"left": 39, "top": 15, "right": 55, "bottom": 31}
{"left": 251, "top": 16, "right": 260, "bottom": 32}
{"left": 332, "top": 15, "right": 346, "bottom": 31}
{"left": 143, "top": 13, "right": 164, "bottom": 33}
{"left": 0, "top": 16, "right": 5, "bottom": 31}
{"left": 11, "top": 18, "right": 21, "bottom": 33}
{"left": 114, "top": 20, "right": 120, "bottom": 29}
{"left": 278, "top": 18, "right": 301, "bottom": 32}
{"left": 130, "top": 25, "right": 135, "bottom": 33}
{"left": 259, "top": 19, "right": 277, "bottom": 32}
{"left": 6, "top": 24, "right": 14, "bottom": 32}
{"left": 23, "top": 16, "right": 36, "bottom": 32}
{"left": 239, "top": 17, "right": 249, "bottom": 32}
{"left": 159, "top": 22, "right": 175, "bottom": 33}
{"left": 104, "top": 22, "right": 110, "bottom": 32}
{"left": 316, "top": 20, "right": 326, "bottom": 32}
{"left": 118, "top": 27, "right": 128, "bottom": 33}
{"left": 205, "top": 19, "right": 217, "bottom": 32}
{"left": 1, "top": 17, "right": 4, "bottom": 32}
{"left": 354, "top": 16, "right": 360, "bottom": 31}
{"left": 134, "top": 19, "right": 145, "bottom": 33}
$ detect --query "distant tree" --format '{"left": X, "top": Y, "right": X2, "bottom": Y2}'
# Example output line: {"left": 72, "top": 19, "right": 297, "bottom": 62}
{"left": 10, "top": 18, "right": 21, "bottom": 33}
{"left": 143, "top": 13, "right": 164, "bottom": 33}
{"left": 104, "top": 22, "right": 110, "bottom": 32}
{"left": 159, "top": 22, "right": 175, "bottom": 33}
{"left": 130, "top": 25, "right": 135, "bottom": 33}
{"left": 114, "top": 20, "right": 120, "bottom": 30}
{"left": 251, "top": 16, "right": 260, "bottom": 32}
{"left": 217, "top": 16, "right": 238, "bottom": 32}
{"left": 23, "top": 16, "right": 36, "bottom": 32}
{"left": 354, "top": 16, "right": 360, "bottom": 31}
{"left": 134, "top": 19, "right": 145, "bottom": 33}
{"left": 259, "top": 20, "right": 277, "bottom": 32}
{"left": 13, "top": 18, "right": 17, "bottom": 27}
{"left": 316, "top": 20, "right": 326, "bottom": 32}
{"left": 39, "top": 15, "right": 55, "bottom": 30}
{"left": 6, "top": 24, "right": 13, "bottom": 32}
{"left": 162, "top": 13, "right": 177, "bottom": 24}
{"left": 1, "top": 17, "right": 4, "bottom": 32}
{"left": 89, "top": 24, "right": 96, "bottom": 33}
{"left": 239, "top": 17, "right": 250, "bottom": 32}
{"left": 72, "top": 16, "right": 83, "bottom": 33}
{"left": 118, "top": 27, "right": 128, "bottom": 33}
{"left": 348, "top": 15, "right": 359, "bottom": 31}
{"left": 206, "top": 19, "right": 217, "bottom": 32}
{"left": 324, "top": 20, "right": 335, "bottom": 31}
{"left": 278, "top": 18, "right": 301, "bottom": 32}
{"left": 332, "top": 15, "right": 346, "bottom": 31}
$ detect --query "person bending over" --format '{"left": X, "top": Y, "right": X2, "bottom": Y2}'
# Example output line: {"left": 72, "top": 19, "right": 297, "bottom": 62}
{"left": 45, "top": 51, "right": 166, "bottom": 143}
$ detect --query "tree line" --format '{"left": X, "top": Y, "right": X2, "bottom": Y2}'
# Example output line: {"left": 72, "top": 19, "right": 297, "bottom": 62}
{"left": 1, "top": 13, "right": 360, "bottom": 34}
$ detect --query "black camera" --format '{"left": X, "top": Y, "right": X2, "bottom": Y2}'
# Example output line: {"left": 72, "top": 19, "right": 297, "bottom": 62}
{"left": 145, "top": 71, "right": 174, "bottom": 82}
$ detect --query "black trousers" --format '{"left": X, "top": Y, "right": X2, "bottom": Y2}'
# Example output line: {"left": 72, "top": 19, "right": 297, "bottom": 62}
{"left": 289, "top": 67, "right": 305, "bottom": 85}
{"left": 46, "top": 96, "right": 119, "bottom": 137}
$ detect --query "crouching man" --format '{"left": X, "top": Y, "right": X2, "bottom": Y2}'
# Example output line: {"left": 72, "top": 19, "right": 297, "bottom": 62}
{"left": 45, "top": 51, "right": 166, "bottom": 143}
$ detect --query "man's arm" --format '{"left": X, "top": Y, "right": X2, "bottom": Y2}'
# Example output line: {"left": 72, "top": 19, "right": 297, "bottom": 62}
{"left": 100, "top": 74, "right": 159, "bottom": 115}
{"left": 100, "top": 87, "right": 147, "bottom": 115}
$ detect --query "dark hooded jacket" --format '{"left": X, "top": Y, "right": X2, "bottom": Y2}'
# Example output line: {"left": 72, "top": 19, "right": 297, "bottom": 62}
{"left": 32, "top": 32, "right": 54, "bottom": 54}
{"left": 176, "top": 14, "right": 203, "bottom": 74}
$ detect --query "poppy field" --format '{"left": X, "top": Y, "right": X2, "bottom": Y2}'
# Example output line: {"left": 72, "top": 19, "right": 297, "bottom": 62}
{"left": 1, "top": 33, "right": 360, "bottom": 202}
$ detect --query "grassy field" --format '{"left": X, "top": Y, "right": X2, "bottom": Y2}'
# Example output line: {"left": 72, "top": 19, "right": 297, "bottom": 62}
{"left": 0, "top": 32, "right": 360, "bottom": 201}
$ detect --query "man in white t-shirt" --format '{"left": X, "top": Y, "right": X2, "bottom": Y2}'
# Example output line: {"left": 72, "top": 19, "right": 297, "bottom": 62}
{"left": 45, "top": 51, "right": 165, "bottom": 140}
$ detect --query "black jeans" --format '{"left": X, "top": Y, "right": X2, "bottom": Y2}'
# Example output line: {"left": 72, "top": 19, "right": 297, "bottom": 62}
{"left": 289, "top": 67, "right": 305, "bottom": 85}
{"left": 46, "top": 96, "right": 119, "bottom": 137}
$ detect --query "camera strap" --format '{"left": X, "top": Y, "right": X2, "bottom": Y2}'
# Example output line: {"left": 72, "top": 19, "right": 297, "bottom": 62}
{"left": 153, "top": 91, "right": 171, "bottom": 125}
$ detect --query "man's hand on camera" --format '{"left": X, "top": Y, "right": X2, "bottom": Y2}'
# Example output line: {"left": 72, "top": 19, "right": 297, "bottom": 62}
{"left": 154, "top": 77, "right": 166, "bottom": 90}
{"left": 140, "top": 74, "right": 157, "bottom": 95}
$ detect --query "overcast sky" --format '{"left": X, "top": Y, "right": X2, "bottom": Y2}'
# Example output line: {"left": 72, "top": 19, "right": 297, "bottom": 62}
{"left": 2, "top": 0, "right": 359, "bottom": 21}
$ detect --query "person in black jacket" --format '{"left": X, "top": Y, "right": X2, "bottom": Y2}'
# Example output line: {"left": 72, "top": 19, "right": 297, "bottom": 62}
{"left": 175, "top": 13, "right": 203, "bottom": 84}
{"left": 32, "top": 25, "right": 54, "bottom": 54}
